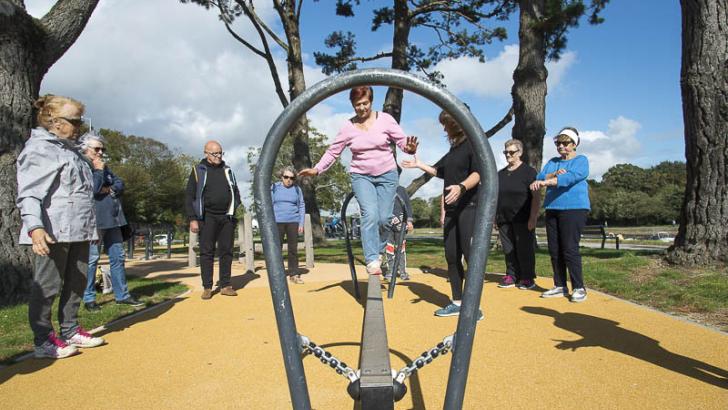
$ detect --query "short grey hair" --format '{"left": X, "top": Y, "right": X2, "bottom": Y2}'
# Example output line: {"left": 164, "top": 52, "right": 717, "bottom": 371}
{"left": 504, "top": 139, "right": 523, "bottom": 152}
{"left": 78, "top": 132, "right": 106, "bottom": 151}
{"left": 278, "top": 165, "right": 297, "bottom": 178}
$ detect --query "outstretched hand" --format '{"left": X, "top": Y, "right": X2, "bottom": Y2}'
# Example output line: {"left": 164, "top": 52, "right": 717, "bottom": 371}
{"left": 404, "top": 136, "right": 419, "bottom": 154}
{"left": 298, "top": 168, "right": 319, "bottom": 178}
{"left": 400, "top": 155, "right": 421, "bottom": 169}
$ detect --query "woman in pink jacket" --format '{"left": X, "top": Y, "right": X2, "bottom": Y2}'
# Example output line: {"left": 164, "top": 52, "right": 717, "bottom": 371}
{"left": 299, "top": 86, "right": 418, "bottom": 274}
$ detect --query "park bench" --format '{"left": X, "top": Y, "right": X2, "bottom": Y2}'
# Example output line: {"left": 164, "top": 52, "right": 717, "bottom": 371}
{"left": 582, "top": 224, "right": 620, "bottom": 249}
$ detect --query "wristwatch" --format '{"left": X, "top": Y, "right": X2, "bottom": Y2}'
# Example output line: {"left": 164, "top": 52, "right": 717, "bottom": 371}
{"left": 458, "top": 183, "right": 467, "bottom": 193}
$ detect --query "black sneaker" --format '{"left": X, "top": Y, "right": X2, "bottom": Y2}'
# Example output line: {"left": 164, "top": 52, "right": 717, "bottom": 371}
{"left": 84, "top": 301, "right": 101, "bottom": 312}
{"left": 116, "top": 297, "right": 144, "bottom": 307}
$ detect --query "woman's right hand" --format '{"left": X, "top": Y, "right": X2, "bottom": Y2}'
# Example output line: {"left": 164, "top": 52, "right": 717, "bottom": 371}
{"left": 400, "top": 155, "right": 421, "bottom": 169}
{"left": 92, "top": 157, "right": 105, "bottom": 171}
{"left": 30, "top": 228, "right": 55, "bottom": 256}
{"left": 298, "top": 168, "right": 319, "bottom": 178}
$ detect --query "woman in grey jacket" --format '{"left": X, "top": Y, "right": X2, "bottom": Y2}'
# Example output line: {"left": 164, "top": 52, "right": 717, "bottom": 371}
{"left": 17, "top": 95, "right": 104, "bottom": 359}
{"left": 79, "top": 133, "right": 143, "bottom": 310}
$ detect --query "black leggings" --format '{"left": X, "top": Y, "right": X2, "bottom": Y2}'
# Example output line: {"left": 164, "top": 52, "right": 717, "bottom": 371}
{"left": 545, "top": 209, "right": 588, "bottom": 289}
{"left": 277, "top": 223, "right": 299, "bottom": 275}
{"left": 443, "top": 206, "right": 475, "bottom": 301}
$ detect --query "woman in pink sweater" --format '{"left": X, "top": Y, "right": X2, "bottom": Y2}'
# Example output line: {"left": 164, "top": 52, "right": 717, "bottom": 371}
{"left": 299, "top": 86, "right": 418, "bottom": 274}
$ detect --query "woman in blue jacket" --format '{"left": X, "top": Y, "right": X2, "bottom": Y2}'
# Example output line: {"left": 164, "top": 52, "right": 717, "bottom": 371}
{"left": 272, "top": 166, "right": 306, "bottom": 284}
{"left": 530, "top": 127, "right": 590, "bottom": 302}
{"left": 79, "top": 133, "right": 143, "bottom": 310}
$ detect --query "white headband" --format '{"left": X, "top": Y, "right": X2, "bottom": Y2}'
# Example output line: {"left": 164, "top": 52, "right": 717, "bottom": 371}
{"left": 555, "top": 128, "right": 580, "bottom": 146}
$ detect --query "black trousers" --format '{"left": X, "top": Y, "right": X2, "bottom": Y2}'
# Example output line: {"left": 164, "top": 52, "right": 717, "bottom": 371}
{"left": 498, "top": 222, "right": 536, "bottom": 281}
{"left": 443, "top": 205, "right": 475, "bottom": 301}
{"left": 277, "top": 222, "right": 299, "bottom": 275}
{"left": 199, "top": 213, "right": 236, "bottom": 289}
{"left": 545, "top": 209, "right": 588, "bottom": 290}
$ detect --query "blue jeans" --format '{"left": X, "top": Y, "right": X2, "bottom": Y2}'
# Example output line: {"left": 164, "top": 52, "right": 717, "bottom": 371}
{"left": 350, "top": 170, "right": 398, "bottom": 264}
{"left": 84, "top": 227, "right": 132, "bottom": 303}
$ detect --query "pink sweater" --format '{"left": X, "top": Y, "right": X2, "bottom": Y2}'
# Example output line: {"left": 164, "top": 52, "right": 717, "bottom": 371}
{"left": 314, "top": 112, "right": 409, "bottom": 176}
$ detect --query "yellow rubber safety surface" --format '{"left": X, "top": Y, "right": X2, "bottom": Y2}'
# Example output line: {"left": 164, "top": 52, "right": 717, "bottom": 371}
{"left": 1, "top": 259, "right": 727, "bottom": 409}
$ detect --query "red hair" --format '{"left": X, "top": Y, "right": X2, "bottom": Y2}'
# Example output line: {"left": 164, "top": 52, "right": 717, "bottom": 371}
{"left": 349, "top": 86, "right": 374, "bottom": 103}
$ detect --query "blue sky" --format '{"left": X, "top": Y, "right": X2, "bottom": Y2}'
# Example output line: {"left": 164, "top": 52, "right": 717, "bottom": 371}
{"left": 29, "top": 0, "right": 684, "bottom": 201}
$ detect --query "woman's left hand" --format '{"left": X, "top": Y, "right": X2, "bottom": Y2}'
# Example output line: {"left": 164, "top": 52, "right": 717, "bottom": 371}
{"left": 444, "top": 184, "right": 463, "bottom": 205}
{"left": 527, "top": 217, "right": 537, "bottom": 231}
{"left": 298, "top": 227, "right": 304, "bottom": 234}
{"left": 404, "top": 136, "right": 419, "bottom": 154}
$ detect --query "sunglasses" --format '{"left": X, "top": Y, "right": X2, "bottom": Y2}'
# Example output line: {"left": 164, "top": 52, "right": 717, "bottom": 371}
{"left": 56, "top": 116, "right": 84, "bottom": 127}
{"left": 555, "top": 141, "right": 573, "bottom": 147}
{"left": 90, "top": 146, "right": 106, "bottom": 153}
{"left": 282, "top": 175, "right": 296, "bottom": 180}
{"left": 503, "top": 150, "right": 519, "bottom": 156}
{"left": 206, "top": 151, "right": 224, "bottom": 158}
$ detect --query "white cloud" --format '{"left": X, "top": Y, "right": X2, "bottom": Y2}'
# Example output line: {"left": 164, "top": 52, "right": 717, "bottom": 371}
{"left": 544, "top": 116, "right": 642, "bottom": 180}
{"left": 435, "top": 45, "right": 576, "bottom": 99}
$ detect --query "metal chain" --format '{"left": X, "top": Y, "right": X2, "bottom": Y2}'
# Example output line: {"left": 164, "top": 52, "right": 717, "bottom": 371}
{"left": 298, "top": 334, "right": 359, "bottom": 383}
{"left": 394, "top": 334, "right": 455, "bottom": 384}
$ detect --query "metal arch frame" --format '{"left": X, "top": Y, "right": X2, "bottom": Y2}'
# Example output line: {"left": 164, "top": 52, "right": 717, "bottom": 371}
{"left": 253, "top": 68, "right": 498, "bottom": 410}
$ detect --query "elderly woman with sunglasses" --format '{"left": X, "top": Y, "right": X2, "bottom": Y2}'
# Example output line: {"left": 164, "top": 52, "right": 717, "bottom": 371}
{"left": 530, "top": 127, "right": 590, "bottom": 302}
{"left": 16, "top": 94, "right": 104, "bottom": 359}
{"left": 78, "top": 133, "right": 143, "bottom": 311}
{"left": 496, "top": 139, "right": 541, "bottom": 290}
{"left": 271, "top": 166, "right": 306, "bottom": 284}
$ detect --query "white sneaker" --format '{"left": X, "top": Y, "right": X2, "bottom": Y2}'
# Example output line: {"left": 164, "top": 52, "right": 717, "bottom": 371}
{"left": 571, "top": 288, "right": 587, "bottom": 303}
{"left": 66, "top": 328, "right": 105, "bottom": 348}
{"left": 541, "top": 286, "right": 567, "bottom": 298}
{"left": 34, "top": 333, "right": 78, "bottom": 359}
{"left": 366, "top": 259, "right": 382, "bottom": 275}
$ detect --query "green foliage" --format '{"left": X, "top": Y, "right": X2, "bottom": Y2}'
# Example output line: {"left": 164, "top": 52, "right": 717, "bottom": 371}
{"left": 98, "top": 129, "right": 192, "bottom": 226}
{"left": 315, "top": 1, "right": 509, "bottom": 82}
{"left": 589, "top": 161, "right": 686, "bottom": 225}
{"left": 247, "top": 127, "right": 351, "bottom": 214}
{"left": 410, "top": 197, "right": 431, "bottom": 227}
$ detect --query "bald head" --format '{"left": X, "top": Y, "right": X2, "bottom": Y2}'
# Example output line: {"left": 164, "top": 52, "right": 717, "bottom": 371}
{"left": 204, "top": 140, "right": 224, "bottom": 165}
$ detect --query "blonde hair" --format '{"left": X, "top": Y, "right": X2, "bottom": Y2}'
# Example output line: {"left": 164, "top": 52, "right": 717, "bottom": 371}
{"left": 438, "top": 110, "right": 467, "bottom": 146}
{"left": 34, "top": 94, "right": 85, "bottom": 130}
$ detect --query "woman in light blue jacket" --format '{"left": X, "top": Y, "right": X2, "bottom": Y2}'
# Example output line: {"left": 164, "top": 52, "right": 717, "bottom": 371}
{"left": 530, "top": 127, "right": 590, "bottom": 303}
{"left": 17, "top": 95, "right": 104, "bottom": 359}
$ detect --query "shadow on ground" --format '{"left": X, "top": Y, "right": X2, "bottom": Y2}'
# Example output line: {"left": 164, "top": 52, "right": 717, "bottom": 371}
{"left": 522, "top": 306, "right": 728, "bottom": 389}
{"left": 0, "top": 296, "right": 187, "bottom": 385}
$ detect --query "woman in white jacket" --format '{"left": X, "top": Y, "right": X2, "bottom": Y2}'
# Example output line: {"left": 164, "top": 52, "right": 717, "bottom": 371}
{"left": 17, "top": 94, "right": 105, "bottom": 359}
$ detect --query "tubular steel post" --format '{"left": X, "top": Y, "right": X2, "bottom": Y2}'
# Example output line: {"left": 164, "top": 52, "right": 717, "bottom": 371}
{"left": 341, "top": 192, "right": 361, "bottom": 300}
{"left": 254, "top": 68, "right": 497, "bottom": 410}
{"left": 386, "top": 196, "right": 407, "bottom": 299}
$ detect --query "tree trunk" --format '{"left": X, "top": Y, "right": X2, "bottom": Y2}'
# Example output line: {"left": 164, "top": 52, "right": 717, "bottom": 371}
{"left": 0, "top": 0, "right": 99, "bottom": 305}
{"left": 382, "top": 0, "right": 410, "bottom": 122}
{"left": 667, "top": 0, "right": 728, "bottom": 266}
{"left": 278, "top": 4, "right": 326, "bottom": 243}
{"left": 511, "top": 0, "right": 547, "bottom": 172}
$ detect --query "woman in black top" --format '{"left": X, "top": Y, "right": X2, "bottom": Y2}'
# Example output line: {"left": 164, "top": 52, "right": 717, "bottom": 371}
{"left": 401, "top": 110, "right": 482, "bottom": 319}
{"left": 496, "top": 139, "right": 541, "bottom": 290}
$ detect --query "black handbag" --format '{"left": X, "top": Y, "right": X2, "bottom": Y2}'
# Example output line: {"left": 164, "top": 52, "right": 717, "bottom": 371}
{"left": 120, "top": 224, "right": 133, "bottom": 242}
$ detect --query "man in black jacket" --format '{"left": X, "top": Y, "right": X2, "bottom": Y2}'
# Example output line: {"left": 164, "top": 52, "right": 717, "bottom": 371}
{"left": 185, "top": 140, "right": 242, "bottom": 300}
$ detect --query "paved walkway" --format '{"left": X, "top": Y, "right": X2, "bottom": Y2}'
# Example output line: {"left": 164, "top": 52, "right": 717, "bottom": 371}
{"left": 1, "top": 256, "right": 726, "bottom": 409}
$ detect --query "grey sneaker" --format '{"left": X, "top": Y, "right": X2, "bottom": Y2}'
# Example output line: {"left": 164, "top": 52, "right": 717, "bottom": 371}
{"left": 66, "top": 328, "right": 105, "bottom": 348}
{"left": 541, "top": 286, "right": 567, "bottom": 298}
{"left": 434, "top": 303, "right": 461, "bottom": 317}
{"left": 571, "top": 288, "right": 587, "bottom": 303}
{"left": 34, "top": 333, "right": 78, "bottom": 359}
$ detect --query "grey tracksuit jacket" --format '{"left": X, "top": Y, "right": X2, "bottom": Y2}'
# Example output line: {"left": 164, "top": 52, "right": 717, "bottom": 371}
{"left": 16, "top": 128, "right": 98, "bottom": 244}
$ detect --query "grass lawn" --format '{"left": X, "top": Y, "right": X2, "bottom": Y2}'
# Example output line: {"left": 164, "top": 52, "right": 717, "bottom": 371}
{"left": 0, "top": 277, "right": 187, "bottom": 364}
{"left": 312, "top": 238, "right": 728, "bottom": 332}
